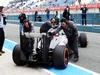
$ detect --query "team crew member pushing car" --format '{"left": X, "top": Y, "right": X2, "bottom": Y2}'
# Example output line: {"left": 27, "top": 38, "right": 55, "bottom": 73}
{"left": 21, "top": 19, "right": 34, "bottom": 53}
{"left": 40, "top": 17, "right": 56, "bottom": 33}
{"left": 49, "top": 18, "right": 79, "bottom": 62}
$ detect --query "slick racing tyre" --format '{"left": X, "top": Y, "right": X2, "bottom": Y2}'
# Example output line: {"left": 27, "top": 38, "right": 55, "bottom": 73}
{"left": 12, "top": 44, "right": 27, "bottom": 65}
{"left": 53, "top": 45, "right": 69, "bottom": 69}
{"left": 79, "top": 33, "right": 87, "bottom": 47}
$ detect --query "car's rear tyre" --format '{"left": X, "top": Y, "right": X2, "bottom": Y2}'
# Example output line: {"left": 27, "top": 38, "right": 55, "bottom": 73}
{"left": 53, "top": 45, "right": 69, "bottom": 69}
{"left": 12, "top": 44, "right": 27, "bottom": 65}
{"left": 79, "top": 33, "right": 87, "bottom": 47}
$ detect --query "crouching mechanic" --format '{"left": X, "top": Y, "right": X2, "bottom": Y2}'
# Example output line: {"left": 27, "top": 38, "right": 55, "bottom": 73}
{"left": 40, "top": 17, "right": 56, "bottom": 33}
{"left": 22, "top": 19, "right": 34, "bottom": 53}
{"left": 49, "top": 18, "right": 79, "bottom": 62}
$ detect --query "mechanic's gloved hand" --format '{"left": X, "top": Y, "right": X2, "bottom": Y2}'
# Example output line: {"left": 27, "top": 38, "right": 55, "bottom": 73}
{"left": 49, "top": 32, "right": 54, "bottom": 36}
{"left": 47, "top": 32, "right": 55, "bottom": 37}
{"left": 53, "top": 25, "right": 58, "bottom": 29}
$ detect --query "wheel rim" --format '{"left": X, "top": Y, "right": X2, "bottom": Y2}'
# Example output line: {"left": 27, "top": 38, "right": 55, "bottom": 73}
{"left": 64, "top": 48, "right": 68, "bottom": 66}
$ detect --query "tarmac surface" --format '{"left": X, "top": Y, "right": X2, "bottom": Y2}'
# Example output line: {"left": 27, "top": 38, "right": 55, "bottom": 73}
{"left": 0, "top": 24, "right": 100, "bottom": 75}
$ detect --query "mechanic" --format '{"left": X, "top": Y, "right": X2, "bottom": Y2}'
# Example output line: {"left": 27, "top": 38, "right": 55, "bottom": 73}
{"left": 22, "top": 19, "right": 34, "bottom": 53}
{"left": 39, "top": 17, "right": 56, "bottom": 61}
{"left": 50, "top": 18, "right": 79, "bottom": 62}
{"left": 23, "top": 19, "right": 34, "bottom": 33}
{"left": 40, "top": 17, "right": 56, "bottom": 33}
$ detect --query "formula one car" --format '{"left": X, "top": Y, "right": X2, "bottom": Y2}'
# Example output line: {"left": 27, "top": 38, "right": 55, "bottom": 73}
{"left": 12, "top": 25, "right": 88, "bottom": 69}
{"left": 12, "top": 30, "right": 69, "bottom": 69}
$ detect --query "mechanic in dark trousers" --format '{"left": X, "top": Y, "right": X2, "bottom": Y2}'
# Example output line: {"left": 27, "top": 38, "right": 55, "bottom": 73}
{"left": 22, "top": 19, "right": 34, "bottom": 53}
{"left": 40, "top": 17, "right": 56, "bottom": 61}
{"left": 80, "top": 4, "right": 88, "bottom": 25}
{"left": 40, "top": 17, "right": 56, "bottom": 33}
{"left": 0, "top": 6, "right": 5, "bottom": 56}
{"left": 51, "top": 18, "right": 79, "bottom": 62}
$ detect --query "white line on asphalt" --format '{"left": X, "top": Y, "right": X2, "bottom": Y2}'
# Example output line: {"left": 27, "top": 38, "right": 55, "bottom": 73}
{"left": 69, "top": 63, "right": 100, "bottom": 75}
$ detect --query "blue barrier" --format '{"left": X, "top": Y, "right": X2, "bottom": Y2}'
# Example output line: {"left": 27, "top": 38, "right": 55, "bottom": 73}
{"left": 7, "top": 21, "right": 100, "bottom": 33}
{"left": 6, "top": 13, "right": 100, "bottom": 24}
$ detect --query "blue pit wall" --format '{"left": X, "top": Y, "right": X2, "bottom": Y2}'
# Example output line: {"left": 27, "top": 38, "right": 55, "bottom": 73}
{"left": 7, "top": 21, "right": 100, "bottom": 33}
{"left": 6, "top": 13, "right": 100, "bottom": 33}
